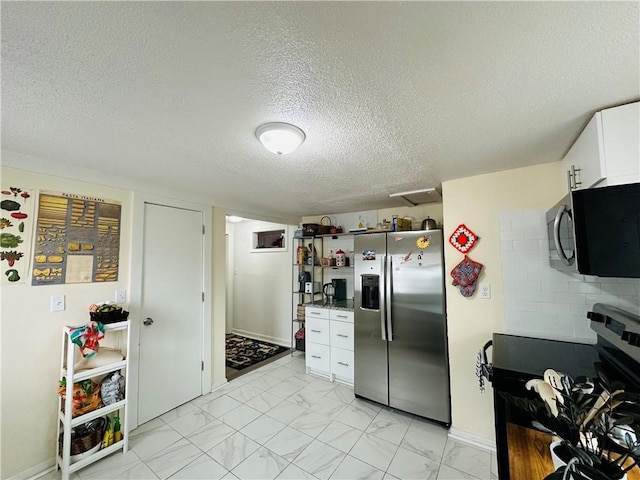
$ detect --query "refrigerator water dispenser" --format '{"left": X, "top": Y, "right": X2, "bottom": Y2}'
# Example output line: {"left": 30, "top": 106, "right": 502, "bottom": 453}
{"left": 361, "top": 274, "right": 379, "bottom": 310}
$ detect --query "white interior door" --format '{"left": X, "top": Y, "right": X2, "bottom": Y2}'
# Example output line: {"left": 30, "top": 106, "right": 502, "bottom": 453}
{"left": 138, "top": 203, "right": 204, "bottom": 424}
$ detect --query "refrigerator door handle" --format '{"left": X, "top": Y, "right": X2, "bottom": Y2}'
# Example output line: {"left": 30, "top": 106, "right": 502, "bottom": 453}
{"left": 380, "top": 256, "right": 387, "bottom": 341}
{"left": 386, "top": 255, "right": 393, "bottom": 341}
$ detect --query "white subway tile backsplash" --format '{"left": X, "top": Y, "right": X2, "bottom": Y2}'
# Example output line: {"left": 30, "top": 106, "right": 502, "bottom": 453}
{"left": 512, "top": 239, "right": 540, "bottom": 251}
{"left": 570, "top": 303, "right": 590, "bottom": 316}
{"left": 547, "top": 319, "right": 577, "bottom": 341}
{"left": 585, "top": 293, "right": 625, "bottom": 305}
{"left": 584, "top": 275, "right": 620, "bottom": 284}
{"left": 540, "top": 281, "right": 571, "bottom": 293}
{"left": 555, "top": 292, "right": 587, "bottom": 305}
{"left": 499, "top": 211, "right": 524, "bottom": 222}
{"left": 618, "top": 297, "right": 640, "bottom": 315}
{"left": 508, "top": 301, "right": 546, "bottom": 313}
{"left": 500, "top": 231, "right": 525, "bottom": 241}
{"left": 617, "top": 277, "right": 640, "bottom": 285}
{"left": 600, "top": 283, "right": 638, "bottom": 296}
{"left": 510, "top": 290, "right": 557, "bottom": 303}
{"left": 539, "top": 302, "right": 573, "bottom": 314}
{"left": 500, "top": 220, "right": 512, "bottom": 232}
{"left": 500, "top": 209, "right": 639, "bottom": 342}
{"left": 524, "top": 229, "right": 547, "bottom": 240}
{"left": 568, "top": 282, "right": 604, "bottom": 294}
{"left": 503, "top": 280, "right": 541, "bottom": 294}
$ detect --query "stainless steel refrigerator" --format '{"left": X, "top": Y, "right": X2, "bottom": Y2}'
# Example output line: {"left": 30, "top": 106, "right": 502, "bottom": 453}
{"left": 354, "top": 230, "right": 451, "bottom": 425}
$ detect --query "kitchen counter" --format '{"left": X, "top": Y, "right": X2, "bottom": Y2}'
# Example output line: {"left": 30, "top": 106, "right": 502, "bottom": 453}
{"left": 305, "top": 299, "right": 354, "bottom": 312}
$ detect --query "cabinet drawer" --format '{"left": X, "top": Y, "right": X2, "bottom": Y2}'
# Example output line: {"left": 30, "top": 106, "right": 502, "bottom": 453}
{"left": 306, "top": 343, "right": 330, "bottom": 374}
{"left": 331, "top": 347, "right": 354, "bottom": 383}
{"left": 306, "top": 307, "right": 328, "bottom": 319}
{"left": 329, "top": 310, "right": 353, "bottom": 323}
{"left": 307, "top": 318, "right": 330, "bottom": 346}
{"left": 330, "top": 320, "right": 354, "bottom": 351}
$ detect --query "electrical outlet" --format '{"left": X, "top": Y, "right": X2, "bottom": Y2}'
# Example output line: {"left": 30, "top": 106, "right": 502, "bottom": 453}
{"left": 115, "top": 289, "right": 126, "bottom": 303}
{"left": 51, "top": 295, "right": 65, "bottom": 312}
{"left": 479, "top": 284, "right": 491, "bottom": 299}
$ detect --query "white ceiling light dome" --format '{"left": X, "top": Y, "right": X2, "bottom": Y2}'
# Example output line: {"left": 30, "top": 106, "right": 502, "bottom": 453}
{"left": 255, "top": 122, "right": 306, "bottom": 155}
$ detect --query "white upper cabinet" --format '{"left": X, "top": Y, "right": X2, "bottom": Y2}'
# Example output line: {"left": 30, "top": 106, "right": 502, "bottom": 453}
{"left": 562, "top": 101, "right": 639, "bottom": 192}
{"left": 600, "top": 102, "right": 640, "bottom": 187}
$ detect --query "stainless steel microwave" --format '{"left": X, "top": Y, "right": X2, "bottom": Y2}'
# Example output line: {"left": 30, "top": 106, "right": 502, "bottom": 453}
{"left": 546, "top": 183, "right": 640, "bottom": 278}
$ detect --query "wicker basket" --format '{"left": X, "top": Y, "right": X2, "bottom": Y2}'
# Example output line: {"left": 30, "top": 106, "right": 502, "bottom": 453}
{"left": 89, "top": 308, "right": 129, "bottom": 324}
{"left": 59, "top": 417, "right": 106, "bottom": 456}
{"left": 58, "top": 381, "right": 102, "bottom": 417}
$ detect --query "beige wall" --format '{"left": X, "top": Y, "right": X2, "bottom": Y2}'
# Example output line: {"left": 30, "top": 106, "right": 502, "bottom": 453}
{"left": 0, "top": 167, "right": 133, "bottom": 478}
{"left": 0, "top": 158, "right": 568, "bottom": 475}
{"left": 442, "top": 162, "right": 564, "bottom": 442}
{"left": 1, "top": 166, "right": 227, "bottom": 478}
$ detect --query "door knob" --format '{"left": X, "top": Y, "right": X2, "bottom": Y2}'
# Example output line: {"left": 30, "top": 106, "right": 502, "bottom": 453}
{"left": 143, "top": 317, "right": 154, "bottom": 326}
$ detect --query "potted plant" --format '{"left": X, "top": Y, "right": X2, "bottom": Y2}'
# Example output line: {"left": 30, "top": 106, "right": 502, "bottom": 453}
{"left": 501, "top": 367, "right": 640, "bottom": 479}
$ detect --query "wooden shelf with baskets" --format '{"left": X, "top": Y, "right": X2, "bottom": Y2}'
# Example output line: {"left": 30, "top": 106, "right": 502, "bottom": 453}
{"left": 56, "top": 321, "right": 130, "bottom": 479}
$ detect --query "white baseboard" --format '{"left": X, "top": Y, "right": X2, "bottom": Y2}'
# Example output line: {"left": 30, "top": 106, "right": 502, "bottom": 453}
{"left": 231, "top": 329, "right": 290, "bottom": 348}
{"left": 211, "top": 379, "right": 228, "bottom": 391}
{"left": 7, "top": 458, "right": 55, "bottom": 480}
{"left": 448, "top": 427, "right": 496, "bottom": 453}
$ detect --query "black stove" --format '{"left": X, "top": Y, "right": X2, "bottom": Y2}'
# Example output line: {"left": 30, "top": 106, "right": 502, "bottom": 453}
{"left": 489, "top": 303, "right": 640, "bottom": 480}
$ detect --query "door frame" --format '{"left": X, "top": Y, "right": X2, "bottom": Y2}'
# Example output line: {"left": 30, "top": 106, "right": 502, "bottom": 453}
{"left": 128, "top": 192, "right": 212, "bottom": 430}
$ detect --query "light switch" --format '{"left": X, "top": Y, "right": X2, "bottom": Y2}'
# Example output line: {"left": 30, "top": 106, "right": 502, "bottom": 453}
{"left": 51, "top": 295, "right": 65, "bottom": 312}
{"left": 115, "top": 289, "right": 126, "bottom": 303}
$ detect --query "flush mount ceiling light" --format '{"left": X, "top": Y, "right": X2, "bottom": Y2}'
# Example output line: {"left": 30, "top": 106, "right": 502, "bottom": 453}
{"left": 255, "top": 122, "right": 305, "bottom": 155}
{"left": 226, "top": 215, "right": 245, "bottom": 223}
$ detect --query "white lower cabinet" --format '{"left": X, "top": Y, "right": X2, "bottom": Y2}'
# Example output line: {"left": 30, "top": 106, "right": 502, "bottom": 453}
{"left": 305, "top": 306, "right": 354, "bottom": 385}
{"left": 306, "top": 343, "right": 331, "bottom": 375}
{"left": 330, "top": 347, "right": 354, "bottom": 383}
{"left": 306, "top": 318, "right": 330, "bottom": 346}
{"left": 330, "top": 320, "right": 353, "bottom": 351}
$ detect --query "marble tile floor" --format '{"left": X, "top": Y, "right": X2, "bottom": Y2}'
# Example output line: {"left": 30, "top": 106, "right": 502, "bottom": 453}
{"left": 43, "top": 354, "right": 498, "bottom": 480}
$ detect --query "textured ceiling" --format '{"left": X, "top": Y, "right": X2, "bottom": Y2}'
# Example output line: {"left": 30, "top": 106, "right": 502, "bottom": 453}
{"left": 2, "top": 1, "right": 639, "bottom": 222}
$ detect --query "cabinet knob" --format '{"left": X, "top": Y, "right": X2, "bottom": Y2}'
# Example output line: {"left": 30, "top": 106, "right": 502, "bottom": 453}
{"left": 143, "top": 317, "right": 154, "bottom": 326}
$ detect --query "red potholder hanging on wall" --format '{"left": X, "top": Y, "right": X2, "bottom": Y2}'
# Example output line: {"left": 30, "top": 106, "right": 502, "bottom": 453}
{"left": 449, "top": 224, "right": 478, "bottom": 254}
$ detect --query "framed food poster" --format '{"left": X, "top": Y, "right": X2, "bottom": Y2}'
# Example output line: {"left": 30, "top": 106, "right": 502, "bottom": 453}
{"left": 31, "top": 191, "right": 122, "bottom": 285}
{"left": 1, "top": 186, "right": 36, "bottom": 285}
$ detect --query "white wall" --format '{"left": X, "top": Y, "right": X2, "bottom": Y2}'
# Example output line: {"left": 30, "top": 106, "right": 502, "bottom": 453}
{"left": 229, "top": 220, "right": 294, "bottom": 346}
{"left": 500, "top": 210, "right": 640, "bottom": 342}
{"left": 0, "top": 167, "right": 133, "bottom": 478}
{"left": 442, "top": 162, "right": 564, "bottom": 446}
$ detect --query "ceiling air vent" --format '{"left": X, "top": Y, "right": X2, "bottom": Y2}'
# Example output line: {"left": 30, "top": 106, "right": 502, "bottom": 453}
{"left": 389, "top": 188, "right": 442, "bottom": 207}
